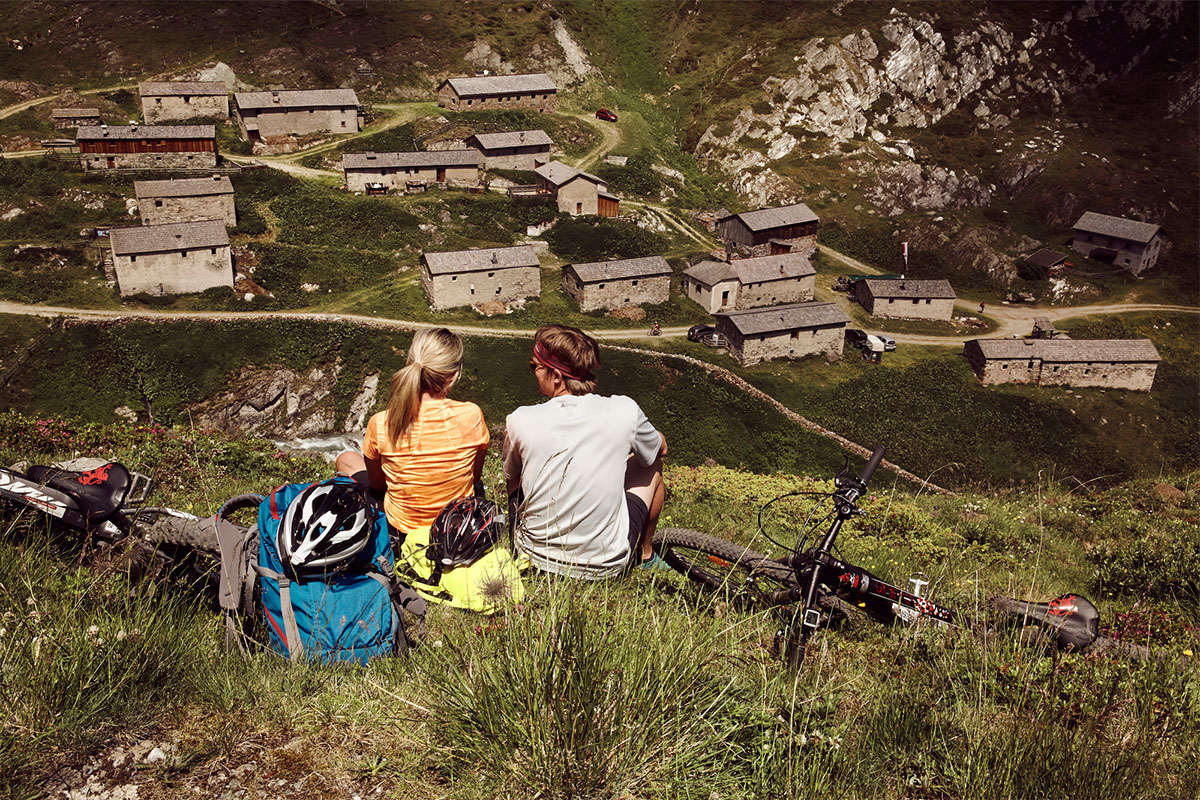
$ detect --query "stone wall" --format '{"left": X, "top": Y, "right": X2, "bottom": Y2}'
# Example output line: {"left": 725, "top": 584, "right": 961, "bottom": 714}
{"left": 139, "top": 194, "right": 236, "bottom": 226}
{"left": 1070, "top": 233, "right": 1162, "bottom": 275}
{"left": 723, "top": 323, "right": 845, "bottom": 366}
{"left": 477, "top": 145, "right": 550, "bottom": 171}
{"left": 438, "top": 86, "right": 556, "bottom": 113}
{"left": 554, "top": 178, "right": 599, "bottom": 215}
{"left": 737, "top": 275, "right": 814, "bottom": 309}
{"left": 745, "top": 234, "right": 817, "bottom": 258}
{"left": 114, "top": 246, "right": 233, "bottom": 296}
{"left": 864, "top": 295, "right": 954, "bottom": 320}
{"left": 81, "top": 151, "right": 218, "bottom": 171}
{"left": 971, "top": 353, "right": 1157, "bottom": 391}
{"left": 238, "top": 106, "right": 359, "bottom": 138}
{"left": 422, "top": 266, "right": 540, "bottom": 311}
{"left": 142, "top": 94, "right": 228, "bottom": 123}
{"left": 564, "top": 274, "right": 670, "bottom": 312}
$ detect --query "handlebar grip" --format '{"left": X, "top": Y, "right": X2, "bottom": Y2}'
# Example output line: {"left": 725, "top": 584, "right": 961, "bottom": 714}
{"left": 857, "top": 446, "right": 886, "bottom": 486}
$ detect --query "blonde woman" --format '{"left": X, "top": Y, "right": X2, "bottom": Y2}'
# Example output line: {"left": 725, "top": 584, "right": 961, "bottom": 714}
{"left": 337, "top": 328, "right": 489, "bottom": 534}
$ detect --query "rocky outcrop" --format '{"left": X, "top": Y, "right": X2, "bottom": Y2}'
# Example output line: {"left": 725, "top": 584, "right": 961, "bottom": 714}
{"left": 189, "top": 362, "right": 378, "bottom": 439}
{"left": 866, "top": 162, "right": 992, "bottom": 215}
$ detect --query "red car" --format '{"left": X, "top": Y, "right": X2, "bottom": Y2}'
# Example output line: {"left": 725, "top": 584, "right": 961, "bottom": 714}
{"left": 595, "top": 108, "right": 618, "bottom": 122}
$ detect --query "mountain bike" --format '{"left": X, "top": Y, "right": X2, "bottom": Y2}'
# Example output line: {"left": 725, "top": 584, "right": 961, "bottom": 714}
{"left": 653, "top": 446, "right": 1149, "bottom": 672}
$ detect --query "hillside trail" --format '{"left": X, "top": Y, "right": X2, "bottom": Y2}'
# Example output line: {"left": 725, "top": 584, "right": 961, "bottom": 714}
{"left": 0, "top": 82, "right": 137, "bottom": 122}
{"left": 565, "top": 111, "right": 622, "bottom": 172}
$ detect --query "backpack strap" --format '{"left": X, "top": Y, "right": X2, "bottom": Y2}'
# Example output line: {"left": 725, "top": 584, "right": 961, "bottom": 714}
{"left": 373, "top": 556, "right": 427, "bottom": 650}
{"left": 216, "top": 517, "right": 260, "bottom": 653}
{"left": 254, "top": 564, "right": 305, "bottom": 663}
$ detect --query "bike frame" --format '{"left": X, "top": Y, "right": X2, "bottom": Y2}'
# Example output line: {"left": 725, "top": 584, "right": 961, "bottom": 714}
{"left": 0, "top": 463, "right": 151, "bottom": 540}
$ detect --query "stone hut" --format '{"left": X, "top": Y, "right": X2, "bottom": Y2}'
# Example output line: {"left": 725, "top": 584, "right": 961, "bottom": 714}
{"left": 562, "top": 256, "right": 672, "bottom": 312}
{"left": 1070, "top": 212, "right": 1163, "bottom": 275}
{"left": 715, "top": 302, "right": 849, "bottom": 366}
{"left": 534, "top": 161, "right": 618, "bottom": 217}
{"left": 134, "top": 175, "right": 236, "bottom": 226}
{"left": 233, "top": 89, "right": 360, "bottom": 140}
{"left": 683, "top": 252, "right": 815, "bottom": 314}
{"left": 77, "top": 124, "right": 217, "bottom": 170}
{"left": 51, "top": 108, "right": 101, "bottom": 129}
{"left": 343, "top": 150, "right": 482, "bottom": 192}
{"left": 420, "top": 245, "right": 541, "bottom": 311}
{"left": 963, "top": 338, "right": 1160, "bottom": 391}
{"left": 854, "top": 278, "right": 956, "bottom": 321}
{"left": 139, "top": 81, "right": 229, "bottom": 123}
{"left": 109, "top": 219, "right": 232, "bottom": 297}
{"left": 437, "top": 73, "right": 557, "bottom": 113}
{"left": 466, "top": 130, "right": 552, "bottom": 171}
{"left": 716, "top": 203, "right": 819, "bottom": 257}
{"left": 1024, "top": 248, "right": 1070, "bottom": 276}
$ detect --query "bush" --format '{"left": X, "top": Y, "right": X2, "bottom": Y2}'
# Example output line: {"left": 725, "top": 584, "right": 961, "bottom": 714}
{"left": 544, "top": 216, "right": 668, "bottom": 262}
{"left": 231, "top": 198, "right": 268, "bottom": 236}
{"left": 1090, "top": 522, "right": 1200, "bottom": 601}
{"left": 594, "top": 151, "right": 664, "bottom": 197}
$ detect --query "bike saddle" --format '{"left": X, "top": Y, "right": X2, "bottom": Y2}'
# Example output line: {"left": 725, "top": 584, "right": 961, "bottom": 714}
{"left": 992, "top": 594, "right": 1099, "bottom": 651}
{"left": 26, "top": 462, "right": 132, "bottom": 521}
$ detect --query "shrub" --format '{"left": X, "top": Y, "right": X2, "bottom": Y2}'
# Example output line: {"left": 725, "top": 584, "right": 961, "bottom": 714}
{"left": 594, "top": 151, "right": 664, "bottom": 197}
{"left": 544, "top": 216, "right": 668, "bottom": 262}
{"left": 1090, "top": 523, "right": 1200, "bottom": 601}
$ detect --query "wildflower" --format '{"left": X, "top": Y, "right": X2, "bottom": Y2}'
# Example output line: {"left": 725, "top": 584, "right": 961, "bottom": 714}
{"left": 0, "top": 627, "right": 6, "bottom": 637}
{"left": 27, "top": 611, "right": 41, "bottom": 623}
{"left": 87, "top": 625, "right": 100, "bottom": 636}
{"left": 26, "top": 596, "right": 35, "bottom": 606}
{"left": 116, "top": 630, "right": 127, "bottom": 641}
{"left": 1185, "top": 649, "right": 1194, "bottom": 657}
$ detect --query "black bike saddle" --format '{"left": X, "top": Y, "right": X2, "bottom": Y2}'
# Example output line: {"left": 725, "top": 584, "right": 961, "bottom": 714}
{"left": 993, "top": 594, "right": 1100, "bottom": 651}
{"left": 27, "top": 462, "right": 132, "bottom": 521}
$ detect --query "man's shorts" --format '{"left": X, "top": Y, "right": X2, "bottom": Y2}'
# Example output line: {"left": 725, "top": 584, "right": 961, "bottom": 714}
{"left": 624, "top": 491, "right": 650, "bottom": 567}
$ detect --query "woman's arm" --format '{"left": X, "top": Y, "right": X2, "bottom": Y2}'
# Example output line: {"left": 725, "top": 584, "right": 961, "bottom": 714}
{"left": 472, "top": 443, "right": 487, "bottom": 498}
{"left": 364, "top": 452, "right": 388, "bottom": 493}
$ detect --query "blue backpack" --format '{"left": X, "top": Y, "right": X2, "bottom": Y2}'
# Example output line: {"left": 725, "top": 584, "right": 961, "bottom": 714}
{"left": 245, "top": 477, "right": 426, "bottom": 665}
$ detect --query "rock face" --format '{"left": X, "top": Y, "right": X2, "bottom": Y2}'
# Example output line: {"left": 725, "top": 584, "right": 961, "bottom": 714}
{"left": 189, "top": 362, "right": 378, "bottom": 438}
{"left": 866, "top": 162, "right": 992, "bottom": 215}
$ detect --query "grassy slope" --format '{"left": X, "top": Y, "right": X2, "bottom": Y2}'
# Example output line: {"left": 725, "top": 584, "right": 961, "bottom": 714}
{"left": 0, "top": 418, "right": 1196, "bottom": 798}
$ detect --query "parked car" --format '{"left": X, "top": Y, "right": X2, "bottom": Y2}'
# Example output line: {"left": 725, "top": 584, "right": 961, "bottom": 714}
{"left": 845, "top": 328, "right": 896, "bottom": 351}
{"left": 876, "top": 334, "right": 897, "bottom": 352}
{"left": 701, "top": 331, "right": 727, "bottom": 348}
{"left": 595, "top": 108, "right": 618, "bottom": 122}
{"left": 687, "top": 324, "right": 715, "bottom": 342}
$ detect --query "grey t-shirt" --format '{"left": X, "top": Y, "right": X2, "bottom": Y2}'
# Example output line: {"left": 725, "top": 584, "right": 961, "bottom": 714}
{"left": 503, "top": 393, "right": 662, "bottom": 579}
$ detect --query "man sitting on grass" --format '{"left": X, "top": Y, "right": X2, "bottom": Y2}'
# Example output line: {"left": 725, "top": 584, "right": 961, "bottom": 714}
{"left": 503, "top": 324, "right": 668, "bottom": 579}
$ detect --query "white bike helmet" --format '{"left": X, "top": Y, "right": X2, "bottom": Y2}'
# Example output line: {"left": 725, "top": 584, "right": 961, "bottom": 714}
{"left": 276, "top": 481, "right": 372, "bottom": 572}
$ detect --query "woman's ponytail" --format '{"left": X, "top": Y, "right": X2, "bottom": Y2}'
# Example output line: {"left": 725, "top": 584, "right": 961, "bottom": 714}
{"left": 385, "top": 328, "right": 464, "bottom": 444}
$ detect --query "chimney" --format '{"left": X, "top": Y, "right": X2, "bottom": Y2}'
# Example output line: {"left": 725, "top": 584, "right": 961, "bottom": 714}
{"left": 491, "top": 252, "right": 498, "bottom": 264}
{"left": 271, "top": 91, "right": 280, "bottom": 104}
{"left": 519, "top": 131, "right": 525, "bottom": 142}
{"left": 724, "top": 241, "right": 733, "bottom": 263}
{"left": 129, "top": 120, "right": 137, "bottom": 132}
{"left": 780, "top": 264, "right": 785, "bottom": 276}
{"left": 212, "top": 174, "right": 221, "bottom": 181}
{"left": 100, "top": 123, "right": 108, "bottom": 136}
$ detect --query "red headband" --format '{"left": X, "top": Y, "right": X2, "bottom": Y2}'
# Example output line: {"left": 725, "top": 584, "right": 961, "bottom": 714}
{"left": 532, "top": 340, "right": 592, "bottom": 382}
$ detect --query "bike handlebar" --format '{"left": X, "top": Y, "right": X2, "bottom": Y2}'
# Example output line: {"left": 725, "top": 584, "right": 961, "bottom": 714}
{"left": 857, "top": 446, "right": 886, "bottom": 487}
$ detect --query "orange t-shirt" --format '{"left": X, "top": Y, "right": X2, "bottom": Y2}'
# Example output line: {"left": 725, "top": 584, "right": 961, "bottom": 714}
{"left": 362, "top": 398, "right": 489, "bottom": 531}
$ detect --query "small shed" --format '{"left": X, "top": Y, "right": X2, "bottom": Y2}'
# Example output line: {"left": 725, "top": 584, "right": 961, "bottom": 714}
{"left": 1024, "top": 248, "right": 1070, "bottom": 276}
{"left": 534, "top": 161, "right": 618, "bottom": 217}
{"left": 420, "top": 245, "right": 541, "bottom": 311}
{"left": 562, "top": 255, "right": 672, "bottom": 312}
{"left": 51, "top": 107, "right": 101, "bottom": 129}
{"left": 854, "top": 278, "right": 956, "bottom": 321}
{"left": 715, "top": 302, "right": 849, "bottom": 366}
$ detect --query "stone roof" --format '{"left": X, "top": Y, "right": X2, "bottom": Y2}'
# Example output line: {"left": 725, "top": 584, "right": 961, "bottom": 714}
{"left": 720, "top": 202, "right": 819, "bottom": 232}
{"left": 441, "top": 73, "right": 557, "bottom": 98}
{"left": 139, "top": 81, "right": 227, "bottom": 97}
{"left": 134, "top": 176, "right": 234, "bottom": 199}
{"left": 1072, "top": 211, "right": 1160, "bottom": 244}
{"left": 76, "top": 124, "right": 215, "bottom": 140}
{"left": 422, "top": 245, "right": 540, "bottom": 276}
{"left": 534, "top": 161, "right": 606, "bottom": 187}
{"left": 343, "top": 150, "right": 482, "bottom": 170}
{"left": 234, "top": 89, "right": 359, "bottom": 110}
{"left": 968, "top": 338, "right": 1160, "bottom": 363}
{"left": 51, "top": 107, "right": 99, "bottom": 118}
{"left": 685, "top": 253, "right": 815, "bottom": 287}
{"left": 468, "top": 130, "right": 553, "bottom": 150}
{"left": 110, "top": 220, "right": 229, "bottom": 256}
{"left": 567, "top": 255, "right": 671, "bottom": 283}
{"left": 1025, "top": 248, "right": 1068, "bottom": 269}
{"left": 717, "top": 302, "right": 849, "bottom": 336}
{"left": 860, "top": 278, "right": 956, "bottom": 299}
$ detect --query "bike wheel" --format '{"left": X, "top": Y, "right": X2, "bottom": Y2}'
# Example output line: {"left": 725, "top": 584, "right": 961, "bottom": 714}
{"left": 137, "top": 511, "right": 220, "bottom": 555}
{"left": 652, "top": 527, "right": 800, "bottom": 611}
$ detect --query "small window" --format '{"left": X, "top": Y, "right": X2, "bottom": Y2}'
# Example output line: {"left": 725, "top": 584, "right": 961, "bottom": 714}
{"left": 888, "top": 298, "right": 894, "bottom": 304}
{"left": 211, "top": 248, "right": 217, "bottom": 255}
{"left": 632, "top": 279, "right": 638, "bottom": 286}
{"left": 341, "top": 120, "right": 346, "bottom": 127}
{"left": 1001, "top": 363, "right": 1008, "bottom": 369}
{"left": 130, "top": 255, "right": 137, "bottom": 263}
{"left": 599, "top": 283, "right": 605, "bottom": 289}
{"left": 488, "top": 272, "right": 495, "bottom": 278}
{"left": 181, "top": 250, "right": 188, "bottom": 257}
{"left": 309, "top": 109, "right": 315, "bottom": 114}
{"left": 155, "top": 200, "right": 163, "bottom": 207}
{"left": 155, "top": 98, "right": 162, "bottom": 105}
{"left": 790, "top": 331, "right": 799, "bottom": 339}
{"left": 1084, "top": 368, "right": 1091, "bottom": 375}
{"left": 913, "top": 299, "right": 919, "bottom": 304}
{"left": 452, "top": 276, "right": 457, "bottom": 281}
{"left": 183, "top": 96, "right": 191, "bottom": 103}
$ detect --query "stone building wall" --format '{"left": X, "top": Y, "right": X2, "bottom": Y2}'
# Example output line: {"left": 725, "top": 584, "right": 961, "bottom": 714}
{"left": 114, "top": 246, "right": 233, "bottom": 296}
{"left": 477, "top": 146, "right": 550, "bottom": 170}
{"left": 422, "top": 266, "right": 540, "bottom": 311}
{"left": 723, "top": 324, "right": 844, "bottom": 366}
{"left": 142, "top": 94, "right": 229, "bottom": 123}
{"left": 737, "top": 275, "right": 815, "bottom": 309}
{"left": 745, "top": 234, "right": 817, "bottom": 258}
{"left": 554, "top": 179, "right": 599, "bottom": 215}
{"left": 239, "top": 107, "right": 358, "bottom": 138}
{"left": 864, "top": 295, "right": 954, "bottom": 321}
{"left": 1070, "top": 233, "right": 1162, "bottom": 275}
{"left": 971, "top": 353, "right": 1157, "bottom": 391}
{"left": 81, "top": 151, "right": 218, "bottom": 170}
{"left": 139, "top": 194, "right": 236, "bottom": 226}
{"left": 346, "top": 165, "right": 479, "bottom": 192}
{"left": 564, "top": 274, "right": 671, "bottom": 312}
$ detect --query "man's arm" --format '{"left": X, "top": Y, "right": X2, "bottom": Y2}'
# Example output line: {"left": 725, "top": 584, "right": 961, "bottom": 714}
{"left": 502, "top": 431, "right": 522, "bottom": 495}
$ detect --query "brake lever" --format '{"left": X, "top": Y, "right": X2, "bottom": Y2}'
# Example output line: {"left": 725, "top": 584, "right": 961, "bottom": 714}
{"left": 832, "top": 456, "right": 850, "bottom": 488}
